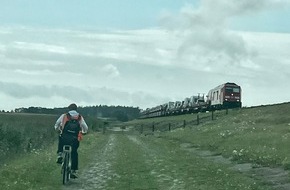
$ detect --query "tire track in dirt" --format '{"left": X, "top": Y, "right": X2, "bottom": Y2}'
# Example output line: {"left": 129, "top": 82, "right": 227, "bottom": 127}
{"left": 127, "top": 135, "right": 186, "bottom": 190}
{"left": 62, "top": 134, "right": 119, "bottom": 190}
{"left": 180, "top": 143, "right": 290, "bottom": 190}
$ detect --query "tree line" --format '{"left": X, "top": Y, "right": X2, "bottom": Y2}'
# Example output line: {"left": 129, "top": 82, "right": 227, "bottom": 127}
{"left": 13, "top": 105, "right": 140, "bottom": 122}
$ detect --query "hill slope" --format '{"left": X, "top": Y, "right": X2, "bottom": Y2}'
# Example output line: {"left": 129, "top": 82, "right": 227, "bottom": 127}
{"left": 1, "top": 103, "right": 290, "bottom": 189}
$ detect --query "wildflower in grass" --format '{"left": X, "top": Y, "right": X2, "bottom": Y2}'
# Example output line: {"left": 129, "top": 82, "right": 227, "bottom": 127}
{"left": 216, "top": 168, "right": 222, "bottom": 174}
{"left": 238, "top": 149, "right": 244, "bottom": 156}
{"left": 232, "top": 150, "right": 238, "bottom": 155}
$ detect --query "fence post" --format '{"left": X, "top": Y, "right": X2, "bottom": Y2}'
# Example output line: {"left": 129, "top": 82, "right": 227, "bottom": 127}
{"left": 103, "top": 121, "right": 108, "bottom": 134}
{"left": 211, "top": 110, "right": 214, "bottom": 120}
{"left": 226, "top": 109, "right": 228, "bottom": 115}
{"left": 197, "top": 114, "right": 200, "bottom": 125}
{"left": 169, "top": 123, "right": 171, "bottom": 131}
{"left": 183, "top": 120, "right": 186, "bottom": 128}
{"left": 140, "top": 124, "right": 143, "bottom": 134}
{"left": 152, "top": 122, "right": 155, "bottom": 132}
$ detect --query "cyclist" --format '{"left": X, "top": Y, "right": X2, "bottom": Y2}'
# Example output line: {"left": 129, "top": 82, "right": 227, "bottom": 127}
{"left": 54, "top": 103, "right": 88, "bottom": 178}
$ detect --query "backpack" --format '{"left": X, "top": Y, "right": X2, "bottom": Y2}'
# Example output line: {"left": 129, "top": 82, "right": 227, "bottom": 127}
{"left": 62, "top": 113, "right": 81, "bottom": 138}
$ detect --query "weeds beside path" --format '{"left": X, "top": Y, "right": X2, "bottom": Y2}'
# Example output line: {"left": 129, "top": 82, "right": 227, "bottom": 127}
{"left": 62, "top": 131, "right": 273, "bottom": 190}
{"left": 0, "top": 131, "right": 281, "bottom": 189}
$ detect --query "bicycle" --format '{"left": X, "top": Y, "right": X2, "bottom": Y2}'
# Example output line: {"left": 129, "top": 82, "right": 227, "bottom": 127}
{"left": 61, "top": 145, "right": 72, "bottom": 185}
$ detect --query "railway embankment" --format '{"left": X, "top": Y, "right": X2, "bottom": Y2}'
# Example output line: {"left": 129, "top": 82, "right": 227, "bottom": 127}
{"left": 126, "top": 102, "right": 290, "bottom": 189}
{"left": 1, "top": 102, "right": 290, "bottom": 189}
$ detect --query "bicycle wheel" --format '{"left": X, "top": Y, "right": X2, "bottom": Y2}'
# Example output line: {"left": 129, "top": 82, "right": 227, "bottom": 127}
{"left": 62, "top": 153, "right": 69, "bottom": 185}
{"left": 66, "top": 152, "right": 71, "bottom": 181}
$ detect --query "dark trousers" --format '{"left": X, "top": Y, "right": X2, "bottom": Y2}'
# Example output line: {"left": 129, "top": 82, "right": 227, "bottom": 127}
{"left": 57, "top": 134, "right": 80, "bottom": 170}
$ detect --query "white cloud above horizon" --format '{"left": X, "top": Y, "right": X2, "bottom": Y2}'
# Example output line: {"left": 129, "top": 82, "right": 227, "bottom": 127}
{"left": 0, "top": 0, "right": 290, "bottom": 111}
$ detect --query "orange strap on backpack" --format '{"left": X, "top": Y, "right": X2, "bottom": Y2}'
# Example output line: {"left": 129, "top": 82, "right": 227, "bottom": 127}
{"left": 62, "top": 113, "right": 83, "bottom": 141}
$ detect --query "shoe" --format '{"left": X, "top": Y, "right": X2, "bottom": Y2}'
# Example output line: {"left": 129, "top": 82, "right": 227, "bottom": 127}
{"left": 56, "top": 153, "right": 63, "bottom": 164}
{"left": 70, "top": 170, "right": 78, "bottom": 179}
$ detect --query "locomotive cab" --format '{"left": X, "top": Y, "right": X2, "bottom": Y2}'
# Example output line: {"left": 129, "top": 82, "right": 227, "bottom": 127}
{"left": 223, "top": 83, "right": 241, "bottom": 108}
{"left": 223, "top": 84, "right": 241, "bottom": 108}
{"left": 207, "top": 82, "right": 242, "bottom": 110}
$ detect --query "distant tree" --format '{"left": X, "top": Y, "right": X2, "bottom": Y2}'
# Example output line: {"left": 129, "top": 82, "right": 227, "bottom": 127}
{"left": 14, "top": 104, "right": 141, "bottom": 121}
{"left": 112, "top": 110, "right": 129, "bottom": 122}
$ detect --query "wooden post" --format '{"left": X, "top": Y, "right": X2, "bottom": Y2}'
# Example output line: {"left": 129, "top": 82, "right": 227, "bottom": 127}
{"left": 103, "top": 124, "right": 106, "bottom": 134}
{"left": 211, "top": 111, "right": 214, "bottom": 120}
{"left": 183, "top": 120, "right": 186, "bottom": 128}
{"left": 121, "top": 126, "right": 124, "bottom": 134}
{"left": 152, "top": 122, "right": 155, "bottom": 132}
{"left": 140, "top": 124, "right": 143, "bottom": 134}
{"left": 197, "top": 114, "right": 200, "bottom": 125}
{"left": 226, "top": 109, "right": 228, "bottom": 115}
{"left": 103, "top": 121, "right": 109, "bottom": 134}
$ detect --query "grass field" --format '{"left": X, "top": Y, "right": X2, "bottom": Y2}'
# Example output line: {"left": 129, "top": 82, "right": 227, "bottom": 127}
{"left": 0, "top": 113, "right": 57, "bottom": 163}
{"left": 0, "top": 103, "right": 290, "bottom": 189}
{"left": 126, "top": 103, "right": 290, "bottom": 168}
{"left": 0, "top": 112, "right": 104, "bottom": 163}
{"left": 0, "top": 112, "right": 103, "bottom": 189}
{"left": 0, "top": 132, "right": 106, "bottom": 190}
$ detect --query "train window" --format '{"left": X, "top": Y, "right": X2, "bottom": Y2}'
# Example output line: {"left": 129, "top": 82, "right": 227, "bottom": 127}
{"left": 225, "top": 87, "right": 233, "bottom": 93}
{"left": 225, "top": 87, "right": 240, "bottom": 93}
{"left": 233, "top": 88, "right": 240, "bottom": 93}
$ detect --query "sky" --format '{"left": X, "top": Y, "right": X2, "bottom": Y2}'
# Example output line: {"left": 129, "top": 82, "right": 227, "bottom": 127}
{"left": 1, "top": 0, "right": 290, "bottom": 111}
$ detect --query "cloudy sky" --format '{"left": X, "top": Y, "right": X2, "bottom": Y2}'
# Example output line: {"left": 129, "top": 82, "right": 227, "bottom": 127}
{"left": 1, "top": 0, "right": 290, "bottom": 111}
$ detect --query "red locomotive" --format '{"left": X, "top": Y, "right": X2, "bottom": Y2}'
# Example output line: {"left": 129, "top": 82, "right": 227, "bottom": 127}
{"left": 207, "top": 82, "right": 242, "bottom": 110}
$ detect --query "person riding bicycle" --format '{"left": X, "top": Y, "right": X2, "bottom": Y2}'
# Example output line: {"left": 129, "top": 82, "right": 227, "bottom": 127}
{"left": 54, "top": 103, "right": 88, "bottom": 178}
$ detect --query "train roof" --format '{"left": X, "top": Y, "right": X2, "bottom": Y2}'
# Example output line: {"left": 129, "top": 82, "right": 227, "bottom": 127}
{"left": 208, "top": 82, "right": 240, "bottom": 93}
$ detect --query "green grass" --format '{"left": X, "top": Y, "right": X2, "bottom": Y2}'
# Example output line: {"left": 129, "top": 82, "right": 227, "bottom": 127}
{"left": 139, "top": 135, "right": 271, "bottom": 190}
{"left": 0, "top": 112, "right": 104, "bottom": 163}
{"left": 106, "top": 135, "right": 158, "bottom": 189}
{"left": 0, "top": 142, "right": 61, "bottom": 190}
{"left": 127, "top": 102, "right": 290, "bottom": 169}
{"left": 1, "top": 102, "right": 290, "bottom": 189}
{"left": 0, "top": 113, "right": 57, "bottom": 163}
{"left": 103, "top": 134, "right": 271, "bottom": 190}
{"left": 0, "top": 112, "right": 103, "bottom": 189}
{"left": 0, "top": 132, "right": 105, "bottom": 190}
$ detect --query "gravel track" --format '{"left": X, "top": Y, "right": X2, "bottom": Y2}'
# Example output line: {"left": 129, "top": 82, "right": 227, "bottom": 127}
{"left": 62, "top": 134, "right": 187, "bottom": 189}
{"left": 62, "top": 134, "right": 119, "bottom": 190}
{"left": 61, "top": 132, "right": 286, "bottom": 189}
{"left": 180, "top": 142, "right": 290, "bottom": 190}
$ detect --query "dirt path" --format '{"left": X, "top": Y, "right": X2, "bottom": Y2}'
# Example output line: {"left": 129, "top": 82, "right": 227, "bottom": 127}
{"left": 62, "top": 134, "right": 189, "bottom": 189}
{"left": 62, "top": 134, "right": 119, "bottom": 190}
{"left": 61, "top": 132, "right": 287, "bottom": 189}
{"left": 180, "top": 142, "right": 290, "bottom": 190}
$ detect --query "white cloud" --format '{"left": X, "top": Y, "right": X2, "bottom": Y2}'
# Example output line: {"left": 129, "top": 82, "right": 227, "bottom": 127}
{"left": 13, "top": 41, "right": 69, "bottom": 54}
{"left": 14, "top": 69, "right": 54, "bottom": 76}
{"left": 0, "top": 0, "right": 290, "bottom": 110}
{"left": 101, "top": 64, "right": 120, "bottom": 78}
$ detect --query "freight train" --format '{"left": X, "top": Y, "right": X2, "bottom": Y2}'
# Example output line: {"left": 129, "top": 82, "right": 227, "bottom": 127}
{"left": 140, "top": 82, "right": 242, "bottom": 118}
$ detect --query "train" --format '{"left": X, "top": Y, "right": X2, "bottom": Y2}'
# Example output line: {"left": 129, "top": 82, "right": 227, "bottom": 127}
{"left": 140, "top": 82, "right": 242, "bottom": 119}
